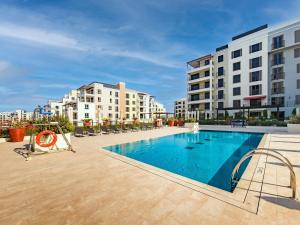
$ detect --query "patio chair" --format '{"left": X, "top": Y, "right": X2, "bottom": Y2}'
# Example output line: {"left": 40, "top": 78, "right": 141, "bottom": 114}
{"left": 87, "top": 128, "right": 98, "bottom": 136}
{"left": 102, "top": 127, "right": 111, "bottom": 135}
{"left": 112, "top": 127, "right": 122, "bottom": 134}
{"left": 131, "top": 125, "right": 139, "bottom": 132}
{"left": 74, "top": 127, "right": 85, "bottom": 137}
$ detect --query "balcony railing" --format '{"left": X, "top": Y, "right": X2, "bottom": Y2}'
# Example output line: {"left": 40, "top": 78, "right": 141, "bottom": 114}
{"left": 189, "top": 73, "right": 210, "bottom": 80}
{"left": 271, "top": 72, "right": 285, "bottom": 80}
{"left": 272, "top": 40, "right": 285, "bottom": 50}
{"left": 188, "top": 85, "right": 210, "bottom": 91}
{"left": 271, "top": 87, "right": 285, "bottom": 95}
{"left": 272, "top": 57, "right": 285, "bottom": 66}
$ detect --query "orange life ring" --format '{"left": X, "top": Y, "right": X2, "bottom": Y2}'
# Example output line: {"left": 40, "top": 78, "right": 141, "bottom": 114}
{"left": 36, "top": 130, "right": 57, "bottom": 147}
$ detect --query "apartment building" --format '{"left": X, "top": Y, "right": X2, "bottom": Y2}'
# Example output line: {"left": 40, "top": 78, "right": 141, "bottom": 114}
{"left": 187, "top": 54, "right": 214, "bottom": 118}
{"left": 186, "top": 19, "right": 300, "bottom": 119}
{"left": 0, "top": 109, "right": 34, "bottom": 122}
{"left": 174, "top": 98, "right": 187, "bottom": 118}
{"left": 43, "top": 81, "right": 165, "bottom": 124}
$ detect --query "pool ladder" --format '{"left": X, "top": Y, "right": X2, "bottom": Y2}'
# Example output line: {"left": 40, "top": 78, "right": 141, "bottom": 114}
{"left": 231, "top": 148, "right": 297, "bottom": 199}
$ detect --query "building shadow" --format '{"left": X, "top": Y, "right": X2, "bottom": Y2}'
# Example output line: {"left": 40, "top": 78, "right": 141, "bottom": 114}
{"left": 260, "top": 196, "right": 300, "bottom": 210}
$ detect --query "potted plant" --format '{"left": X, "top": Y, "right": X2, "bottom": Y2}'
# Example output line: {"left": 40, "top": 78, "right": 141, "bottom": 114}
{"left": 178, "top": 118, "right": 185, "bottom": 126}
{"left": 174, "top": 119, "right": 178, "bottom": 126}
{"left": 168, "top": 118, "right": 175, "bottom": 127}
{"left": 288, "top": 115, "right": 300, "bottom": 133}
{"left": 82, "top": 119, "right": 92, "bottom": 127}
{"left": 9, "top": 121, "right": 26, "bottom": 142}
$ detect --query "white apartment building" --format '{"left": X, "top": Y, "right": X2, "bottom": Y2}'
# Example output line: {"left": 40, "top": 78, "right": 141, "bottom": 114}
{"left": 174, "top": 98, "right": 187, "bottom": 118}
{"left": 43, "top": 81, "right": 165, "bottom": 124}
{"left": 0, "top": 109, "right": 34, "bottom": 122}
{"left": 186, "top": 19, "right": 300, "bottom": 119}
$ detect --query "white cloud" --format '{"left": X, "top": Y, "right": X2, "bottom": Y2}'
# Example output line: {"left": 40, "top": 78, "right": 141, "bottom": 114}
{"left": 39, "top": 83, "right": 77, "bottom": 89}
{"left": 0, "top": 23, "right": 87, "bottom": 51}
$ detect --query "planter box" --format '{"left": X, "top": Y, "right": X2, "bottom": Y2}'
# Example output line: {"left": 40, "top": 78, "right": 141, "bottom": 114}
{"left": 33, "top": 133, "right": 71, "bottom": 151}
{"left": 288, "top": 124, "right": 300, "bottom": 133}
{"left": 184, "top": 123, "right": 199, "bottom": 131}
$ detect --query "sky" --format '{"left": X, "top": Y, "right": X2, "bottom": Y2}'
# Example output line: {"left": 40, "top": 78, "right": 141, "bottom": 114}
{"left": 0, "top": 0, "right": 300, "bottom": 112}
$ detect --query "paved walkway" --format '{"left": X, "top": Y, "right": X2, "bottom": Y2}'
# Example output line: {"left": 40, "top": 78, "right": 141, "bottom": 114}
{"left": 0, "top": 127, "right": 299, "bottom": 225}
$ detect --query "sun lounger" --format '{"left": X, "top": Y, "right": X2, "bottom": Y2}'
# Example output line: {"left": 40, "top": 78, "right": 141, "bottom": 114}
{"left": 87, "top": 128, "right": 98, "bottom": 136}
{"left": 74, "top": 127, "right": 85, "bottom": 137}
{"left": 102, "top": 127, "right": 111, "bottom": 135}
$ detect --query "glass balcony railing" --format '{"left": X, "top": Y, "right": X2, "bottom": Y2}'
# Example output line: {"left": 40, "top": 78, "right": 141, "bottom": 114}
{"left": 272, "top": 72, "right": 285, "bottom": 80}
{"left": 272, "top": 87, "right": 285, "bottom": 95}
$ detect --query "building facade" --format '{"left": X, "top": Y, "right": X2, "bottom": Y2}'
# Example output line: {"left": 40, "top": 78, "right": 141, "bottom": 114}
{"left": 43, "top": 81, "right": 165, "bottom": 125}
{"left": 174, "top": 98, "right": 187, "bottom": 118}
{"left": 186, "top": 19, "right": 300, "bottom": 119}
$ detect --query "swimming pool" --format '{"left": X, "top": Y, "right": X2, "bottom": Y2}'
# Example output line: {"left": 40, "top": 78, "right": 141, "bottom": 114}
{"left": 104, "top": 130, "right": 264, "bottom": 192}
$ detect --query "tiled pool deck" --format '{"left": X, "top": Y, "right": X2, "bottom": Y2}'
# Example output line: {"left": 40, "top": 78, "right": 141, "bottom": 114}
{"left": 0, "top": 126, "right": 299, "bottom": 224}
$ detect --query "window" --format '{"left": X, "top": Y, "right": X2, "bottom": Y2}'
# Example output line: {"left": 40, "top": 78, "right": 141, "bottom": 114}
{"left": 84, "top": 104, "right": 89, "bottom": 109}
{"left": 273, "top": 35, "right": 284, "bottom": 49}
{"left": 110, "top": 91, "right": 112, "bottom": 95}
{"left": 218, "top": 79, "right": 224, "bottom": 88}
{"left": 98, "top": 89, "right": 101, "bottom": 94}
{"left": 115, "top": 114, "right": 119, "bottom": 119}
{"left": 218, "top": 55, "right": 224, "bottom": 62}
{"left": 205, "top": 92, "right": 210, "bottom": 99}
{"left": 272, "top": 97, "right": 284, "bottom": 107}
{"left": 132, "top": 107, "right": 136, "bottom": 111}
{"left": 249, "top": 42, "right": 262, "bottom": 53}
{"left": 250, "top": 99, "right": 261, "bottom": 107}
{"left": 297, "top": 64, "right": 300, "bottom": 73}
{"left": 218, "top": 67, "right": 224, "bottom": 76}
{"left": 249, "top": 84, "right": 262, "bottom": 95}
{"left": 233, "top": 100, "right": 241, "bottom": 108}
{"left": 233, "top": 87, "right": 241, "bottom": 96}
{"left": 294, "top": 48, "right": 300, "bottom": 58}
{"left": 202, "top": 103, "right": 209, "bottom": 110}
{"left": 272, "top": 67, "right": 284, "bottom": 80}
{"left": 126, "top": 114, "right": 130, "bottom": 119}
{"left": 296, "top": 95, "right": 300, "bottom": 105}
{"left": 218, "top": 102, "right": 224, "bottom": 109}
{"left": 204, "top": 70, "right": 210, "bottom": 76}
{"left": 132, "top": 101, "right": 136, "bottom": 105}
{"left": 108, "top": 106, "right": 112, "bottom": 110}
{"left": 84, "top": 113, "right": 89, "bottom": 118}
{"left": 115, "top": 99, "right": 118, "bottom": 104}
{"left": 233, "top": 74, "right": 240, "bottom": 83}
{"left": 109, "top": 98, "right": 112, "bottom": 103}
{"left": 115, "top": 106, "right": 118, "bottom": 111}
{"left": 272, "top": 52, "right": 284, "bottom": 65}
{"left": 190, "top": 94, "right": 199, "bottom": 101}
{"left": 190, "top": 73, "right": 199, "bottom": 80}
{"left": 250, "top": 56, "right": 262, "bottom": 69}
{"left": 98, "top": 97, "right": 101, "bottom": 102}
{"left": 250, "top": 71, "right": 262, "bottom": 82}
{"left": 295, "top": 30, "right": 300, "bottom": 43}
{"left": 297, "top": 80, "right": 300, "bottom": 89}
{"left": 218, "top": 90, "right": 224, "bottom": 99}
{"left": 190, "top": 84, "right": 199, "bottom": 91}
{"left": 231, "top": 49, "right": 242, "bottom": 58}
{"left": 126, "top": 100, "right": 130, "bottom": 105}
{"left": 126, "top": 107, "right": 130, "bottom": 112}
{"left": 204, "top": 81, "right": 210, "bottom": 88}
{"left": 204, "top": 59, "right": 210, "bottom": 65}
{"left": 126, "top": 93, "right": 130, "bottom": 98}
{"left": 115, "top": 92, "right": 119, "bottom": 97}
{"left": 108, "top": 113, "right": 112, "bottom": 118}
{"left": 233, "top": 62, "right": 241, "bottom": 71}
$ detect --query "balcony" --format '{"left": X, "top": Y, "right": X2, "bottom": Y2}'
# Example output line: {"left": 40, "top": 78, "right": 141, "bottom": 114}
{"left": 272, "top": 40, "right": 285, "bottom": 50}
{"left": 271, "top": 87, "right": 285, "bottom": 95}
{"left": 272, "top": 57, "right": 285, "bottom": 66}
{"left": 188, "top": 85, "right": 210, "bottom": 93}
{"left": 249, "top": 89, "right": 262, "bottom": 96}
{"left": 271, "top": 72, "right": 285, "bottom": 81}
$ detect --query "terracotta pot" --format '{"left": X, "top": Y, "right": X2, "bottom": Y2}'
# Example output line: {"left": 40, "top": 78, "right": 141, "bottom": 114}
{"left": 83, "top": 121, "right": 91, "bottom": 127}
{"left": 168, "top": 121, "right": 175, "bottom": 127}
{"left": 174, "top": 120, "right": 178, "bottom": 126}
{"left": 9, "top": 128, "right": 25, "bottom": 142}
{"left": 178, "top": 120, "right": 184, "bottom": 126}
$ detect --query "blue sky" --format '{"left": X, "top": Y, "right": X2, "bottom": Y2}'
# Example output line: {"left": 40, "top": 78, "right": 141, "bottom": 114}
{"left": 0, "top": 0, "right": 299, "bottom": 112}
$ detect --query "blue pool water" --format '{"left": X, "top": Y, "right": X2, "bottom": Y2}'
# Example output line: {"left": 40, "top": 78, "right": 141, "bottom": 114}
{"left": 104, "top": 130, "right": 263, "bottom": 192}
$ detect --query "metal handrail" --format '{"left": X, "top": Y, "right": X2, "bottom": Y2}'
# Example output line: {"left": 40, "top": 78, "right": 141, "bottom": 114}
{"left": 231, "top": 150, "right": 297, "bottom": 199}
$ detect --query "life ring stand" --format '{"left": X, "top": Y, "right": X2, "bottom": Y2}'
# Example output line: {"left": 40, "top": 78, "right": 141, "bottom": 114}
{"left": 36, "top": 130, "right": 57, "bottom": 148}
